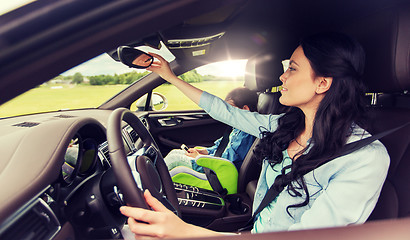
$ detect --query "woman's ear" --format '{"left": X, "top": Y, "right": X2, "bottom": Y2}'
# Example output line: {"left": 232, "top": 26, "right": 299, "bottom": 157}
{"left": 316, "top": 77, "right": 333, "bottom": 94}
{"left": 242, "top": 105, "right": 250, "bottom": 111}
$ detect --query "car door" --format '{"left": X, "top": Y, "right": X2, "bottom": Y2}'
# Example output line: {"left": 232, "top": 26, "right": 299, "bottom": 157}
{"left": 147, "top": 110, "right": 228, "bottom": 155}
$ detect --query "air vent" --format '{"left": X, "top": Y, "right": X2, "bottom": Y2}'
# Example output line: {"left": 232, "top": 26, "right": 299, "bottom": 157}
{"left": 141, "top": 118, "right": 148, "bottom": 128}
{"left": 12, "top": 122, "right": 40, "bottom": 127}
{"left": 0, "top": 199, "right": 60, "bottom": 240}
{"left": 103, "top": 149, "right": 110, "bottom": 161}
{"left": 129, "top": 129, "right": 138, "bottom": 143}
{"left": 54, "top": 114, "right": 76, "bottom": 118}
{"left": 98, "top": 141, "right": 110, "bottom": 162}
{"left": 124, "top": 125, "right": 139, "bottom": 143}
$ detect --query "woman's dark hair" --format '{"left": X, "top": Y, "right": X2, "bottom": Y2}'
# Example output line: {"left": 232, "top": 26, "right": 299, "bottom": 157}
{"left": 253, "top": 32, "right": 367, "bottom": 215}
{"left": 225, "top": 87, "right": 258, "bottom": 112}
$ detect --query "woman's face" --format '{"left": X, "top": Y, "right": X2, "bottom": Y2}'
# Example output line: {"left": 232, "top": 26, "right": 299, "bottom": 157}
{"left": 279, "top": 46, "right": 323, "bottom": 110}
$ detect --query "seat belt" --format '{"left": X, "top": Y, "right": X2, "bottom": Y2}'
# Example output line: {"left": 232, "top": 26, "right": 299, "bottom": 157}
{"left": 214, "top": 126, "right": 233, "bottom": 157}
{"left": 239, "top": 121, "right": 410, "bottom": 232}
{"left": 203, "top": 167, "right": 227, "bottom": 195}
{"left": 203, "top": 126, "right": 232, "bottom": 195}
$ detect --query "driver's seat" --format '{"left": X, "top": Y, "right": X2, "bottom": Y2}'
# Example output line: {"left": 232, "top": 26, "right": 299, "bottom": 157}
{"left": 239, "top": 49, "right": 288, "bottom": 197}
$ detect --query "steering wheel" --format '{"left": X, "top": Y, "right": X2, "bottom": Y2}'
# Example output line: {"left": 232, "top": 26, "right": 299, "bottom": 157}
{"left": 107, "top": 108, "right": 179, "bottom": 215}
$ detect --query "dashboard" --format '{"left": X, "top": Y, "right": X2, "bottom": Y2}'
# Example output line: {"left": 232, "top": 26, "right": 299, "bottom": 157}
{"left": 0, "top": 108, "right": 256, "bottom": 239}
{"left": 0, "top": 109, "right": 148, "bottom": 239}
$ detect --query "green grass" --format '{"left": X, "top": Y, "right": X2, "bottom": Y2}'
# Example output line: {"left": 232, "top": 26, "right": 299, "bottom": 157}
{"left": 0, "top": 85, "right": 126, "bottom": 117}
{"left": 0, "top": 81, "right": 244, "bottom": 118}
{"left": 153, "top": 81, "right": 244, "bottom": 111}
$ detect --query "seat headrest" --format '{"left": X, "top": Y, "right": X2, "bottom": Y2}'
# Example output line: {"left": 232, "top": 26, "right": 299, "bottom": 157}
{"left": 348, "top": 4, "right": 409, "bottom": 93}
{"left": 244, "top": 52, "right": 283, "bottom": 92}
{"left": 257, "top": 92, "right": 287, "bottom": 115}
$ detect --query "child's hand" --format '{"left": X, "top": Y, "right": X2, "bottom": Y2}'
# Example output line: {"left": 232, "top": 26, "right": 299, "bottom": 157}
{"left": 185, "top": 148, "right": 200, "bottom": 158}
{"left": 194, "top": 147, "right": 209, "bottom": 155}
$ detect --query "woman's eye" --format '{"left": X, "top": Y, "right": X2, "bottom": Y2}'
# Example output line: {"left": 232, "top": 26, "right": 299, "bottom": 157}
{"left": 289, "top": 67, "right": 296, "bottom": 71}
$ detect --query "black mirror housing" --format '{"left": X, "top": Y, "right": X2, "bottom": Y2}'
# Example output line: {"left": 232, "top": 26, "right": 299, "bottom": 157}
{"left": 117, "top": 46, "right": 154, "bottom": 69}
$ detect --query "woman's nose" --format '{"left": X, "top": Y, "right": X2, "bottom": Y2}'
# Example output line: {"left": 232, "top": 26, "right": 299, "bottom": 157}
{"left": 279, "top": 72, "right": 286, "bottom": 83}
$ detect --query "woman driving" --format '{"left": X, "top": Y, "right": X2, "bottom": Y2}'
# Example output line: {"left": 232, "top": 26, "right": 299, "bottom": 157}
{"left": 119, "top": 32, "right": 389, "bottom": 238}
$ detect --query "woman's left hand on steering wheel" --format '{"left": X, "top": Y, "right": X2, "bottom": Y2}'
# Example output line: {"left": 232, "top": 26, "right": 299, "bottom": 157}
{"left": 120, "top": 190, "right": 205, "bottom": 239}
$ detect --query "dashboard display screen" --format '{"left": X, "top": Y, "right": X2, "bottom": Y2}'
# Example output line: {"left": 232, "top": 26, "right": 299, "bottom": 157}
{"left": 62, "top": 137, "right": 80, "bottom": 183}
{"left": 79, "top": 139, "right": 97, "bottom": 174}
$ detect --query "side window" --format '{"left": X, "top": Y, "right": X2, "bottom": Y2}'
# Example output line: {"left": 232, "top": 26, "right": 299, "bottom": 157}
{"left": 151, "top": 60, "right": 247, "bottom": 111}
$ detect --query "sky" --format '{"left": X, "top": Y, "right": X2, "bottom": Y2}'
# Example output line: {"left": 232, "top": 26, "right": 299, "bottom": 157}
{"left": 196, "top": 59, "right": 247, "bottom": 77}
{"left": 0, "top": 0, "right": 35, "bottom": 15}
{"left": 62, "top": 54, "right": 137, "bottom": 76}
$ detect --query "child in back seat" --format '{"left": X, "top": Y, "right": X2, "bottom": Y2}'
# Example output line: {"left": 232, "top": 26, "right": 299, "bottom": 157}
{"left": 164, "top": 87, "right": 258, "bottom": 173}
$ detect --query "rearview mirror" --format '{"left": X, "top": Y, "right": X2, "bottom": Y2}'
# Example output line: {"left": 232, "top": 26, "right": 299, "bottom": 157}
{"left": 117, "top": 46, "right": 154, "bottom": 69}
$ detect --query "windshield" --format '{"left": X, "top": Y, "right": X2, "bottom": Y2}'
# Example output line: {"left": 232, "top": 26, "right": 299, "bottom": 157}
{"left": 0, "top": 44, "right": 175, "bottom": 118}
{"left": 0, "top": 0, "right": 36, "bottom": 16}
{"left": 0, "top": 37, "right": 248, "bottom": 118}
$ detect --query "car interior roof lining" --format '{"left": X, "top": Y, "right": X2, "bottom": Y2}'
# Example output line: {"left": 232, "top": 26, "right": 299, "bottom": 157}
{"left": 346, "top": 3, "right": 410, "bottom": 93}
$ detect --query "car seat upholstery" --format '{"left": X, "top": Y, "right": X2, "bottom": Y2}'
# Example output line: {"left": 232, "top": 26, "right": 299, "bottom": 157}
{"left": 244, "top": 51, "right": 287, "bottom": 115}
{"left": 239, "top": 51, "right": 287, "bottom": 198}
{"left": 346, "top": 3, "right": 410, "bottom": 220}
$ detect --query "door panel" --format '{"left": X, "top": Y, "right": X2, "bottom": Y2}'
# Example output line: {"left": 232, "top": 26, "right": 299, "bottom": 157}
{"left": 147, "top": 110, "right": 228, "bottom": 155}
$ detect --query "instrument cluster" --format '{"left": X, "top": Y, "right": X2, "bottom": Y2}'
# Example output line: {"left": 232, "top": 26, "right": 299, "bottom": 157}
{"left": 62, "top": 135, "right": 99, "bottom": 185}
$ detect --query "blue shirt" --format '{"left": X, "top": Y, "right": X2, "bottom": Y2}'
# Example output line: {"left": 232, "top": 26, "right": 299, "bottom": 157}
{"left": 199, "top": 91, "right": 390, "bottom": 233}
{"left": 206, "top": 128, "right": 255, "bottom": 170}
{"left": 191, "top": 126, "right": 255, "bottom": 173}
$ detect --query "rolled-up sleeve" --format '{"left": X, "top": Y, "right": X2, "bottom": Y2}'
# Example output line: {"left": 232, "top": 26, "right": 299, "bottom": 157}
{"left": 199, "top": 91, "right": 281, "bottom": 138}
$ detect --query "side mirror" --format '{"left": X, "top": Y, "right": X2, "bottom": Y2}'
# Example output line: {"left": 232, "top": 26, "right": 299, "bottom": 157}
{"left": 151, "top": 92, "right": 168, "bottom": 111}
{"left": 117, "top": 46, "right": 154, "bottom": 69}
{"left": 135, "top": 92, "right": 168, "bottom": 111}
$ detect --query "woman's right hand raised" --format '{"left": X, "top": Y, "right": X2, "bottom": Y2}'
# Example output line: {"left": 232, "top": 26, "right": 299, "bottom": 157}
{"left": 147, "top": 52, "right": 177, "bottom": 82}
{"left": 147, "top": 52, "right": 203, "bottom": 105}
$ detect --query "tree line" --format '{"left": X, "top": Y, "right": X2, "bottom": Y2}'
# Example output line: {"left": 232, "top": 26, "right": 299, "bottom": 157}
{"left": 56, "top": 69, "right": 242, "bottom": 86}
